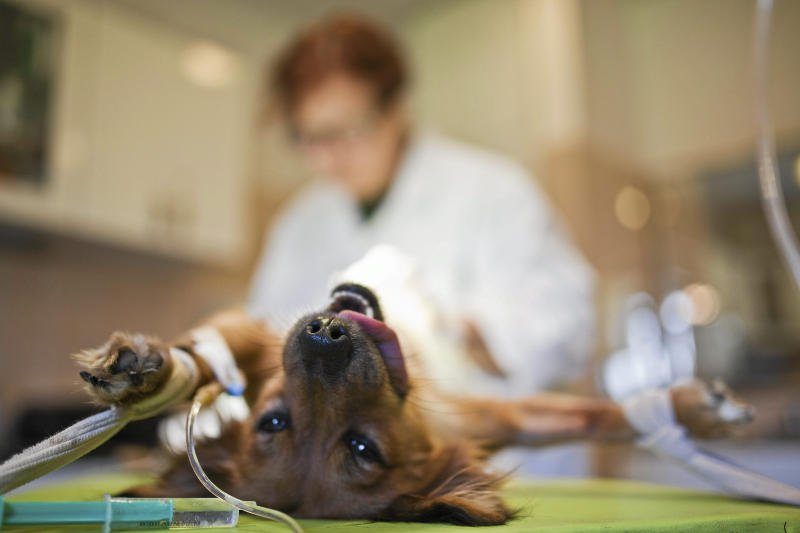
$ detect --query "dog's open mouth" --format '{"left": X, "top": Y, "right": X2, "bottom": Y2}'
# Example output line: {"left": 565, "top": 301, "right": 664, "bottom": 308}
{"left": 328, "top": 284, "right": 408, "bottom": 397}
{"left": 328, "top": 282, "right": 384, "bottom": 321}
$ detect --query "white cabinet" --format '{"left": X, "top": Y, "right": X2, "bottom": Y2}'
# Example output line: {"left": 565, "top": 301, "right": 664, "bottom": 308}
{"left": 0, "top": 1, "right": 256, "bottom": 268}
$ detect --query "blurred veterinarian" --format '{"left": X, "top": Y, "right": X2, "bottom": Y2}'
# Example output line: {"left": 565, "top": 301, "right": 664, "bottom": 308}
{"left": 249, "top": 14, "right": 594, "bottom": 396}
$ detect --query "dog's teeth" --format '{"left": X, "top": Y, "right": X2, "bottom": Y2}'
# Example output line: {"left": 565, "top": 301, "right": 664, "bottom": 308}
{"left": 332, "top": 290, "right": 374, "bottom": 318}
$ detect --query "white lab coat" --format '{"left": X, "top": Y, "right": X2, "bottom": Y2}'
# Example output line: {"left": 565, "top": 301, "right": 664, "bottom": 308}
{"left": 249, "top": 133, "right": 594, "bottom": 396}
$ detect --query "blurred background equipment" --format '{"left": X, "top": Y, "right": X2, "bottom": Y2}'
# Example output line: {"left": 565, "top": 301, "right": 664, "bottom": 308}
{"left": 1, "top": 0, "right": 799, "bottom": 488}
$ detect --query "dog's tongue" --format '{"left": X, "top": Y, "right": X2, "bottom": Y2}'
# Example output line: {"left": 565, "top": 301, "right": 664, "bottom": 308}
{"left": 338, "top": 310, "right": 408, "bottom": 397}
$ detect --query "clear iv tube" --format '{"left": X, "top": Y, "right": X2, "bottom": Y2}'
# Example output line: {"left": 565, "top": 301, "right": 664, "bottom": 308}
{"left": 185, "top": 385, "right": 303, "bottom": 533}
{"left": 753, "top": 0, "right": 800, "bottom": 289}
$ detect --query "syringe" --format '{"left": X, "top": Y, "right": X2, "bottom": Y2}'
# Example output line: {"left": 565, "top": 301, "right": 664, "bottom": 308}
{"left": 0, "top": 495, "right": 239, "bottom": 530}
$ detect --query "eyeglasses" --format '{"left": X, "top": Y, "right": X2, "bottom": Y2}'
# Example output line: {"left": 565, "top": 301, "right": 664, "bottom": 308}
{"left": 290, "top": 110, "right": 381, "bottom": 151}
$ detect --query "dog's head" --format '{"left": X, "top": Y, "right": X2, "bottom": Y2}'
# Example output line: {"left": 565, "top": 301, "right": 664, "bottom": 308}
{"left": 223, "top": 284, "right": 510, "bottom": 525}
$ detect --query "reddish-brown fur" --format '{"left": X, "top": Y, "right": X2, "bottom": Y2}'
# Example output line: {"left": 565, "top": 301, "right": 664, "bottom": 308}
{"left": 75, "top": 305, "right": 751, "bottom": 525}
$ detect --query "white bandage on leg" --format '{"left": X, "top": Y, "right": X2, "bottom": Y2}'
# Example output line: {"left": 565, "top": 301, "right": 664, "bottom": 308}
{"left": 190, "top": 326, "right": 246, "bottom": 397}
{"left": 621, "top": 388, "right": 697, "bottom": 461}
{"left": 620, "top": 387, "right": 800, "bottom": 506}
{"left": 157, "top": 327, "right": 250, "bottom": 454}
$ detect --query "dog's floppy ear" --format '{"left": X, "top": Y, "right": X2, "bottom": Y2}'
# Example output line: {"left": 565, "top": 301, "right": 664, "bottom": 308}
{"left": 381, "top": 447, "right": 512, "bottom": 525}
{"left": 384, "top": 487, "right": 510, "bottom": 526}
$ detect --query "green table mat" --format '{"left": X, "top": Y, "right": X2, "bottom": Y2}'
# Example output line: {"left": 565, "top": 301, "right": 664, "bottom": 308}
{"left": 5, "top": 473, "right": 800, "bottom": 532}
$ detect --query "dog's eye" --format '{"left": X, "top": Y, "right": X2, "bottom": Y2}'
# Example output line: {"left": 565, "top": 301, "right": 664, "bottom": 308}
{"left": 256, "top": 411, "right": 291, "bottom": 433}
{"left": 345, "top": 432, "right": 384, "bottom": 465}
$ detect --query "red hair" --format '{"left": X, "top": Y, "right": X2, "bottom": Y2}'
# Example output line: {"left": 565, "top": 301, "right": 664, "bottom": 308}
{"left": 270, "top": 13, "right": 408, "bottom": 115}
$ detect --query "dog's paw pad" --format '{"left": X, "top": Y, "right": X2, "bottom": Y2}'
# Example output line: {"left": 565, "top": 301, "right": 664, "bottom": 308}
{"left": 110, "top": 348, "right": 139, "bottom": 374}
{"left": 74, "top": 332, "right": 170, "bottom": 405}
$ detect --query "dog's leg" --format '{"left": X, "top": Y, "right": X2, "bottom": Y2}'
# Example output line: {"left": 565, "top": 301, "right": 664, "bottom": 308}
{"left": 437, "top": 380, "right": 753, "bottom": 453}
{"left": 74, "top": 309, "right": 277, "bottom": 500}
{"left": 72, "top": 310, "right": 282, "bottom": 499}
{"left": 172, "top": 309, "right": 283, "bottom": 405}
{"left": 436, "top": 393, "right": 630, "bottom": 452}
{"left": 75, "top": 309, "right": 280, "bottom": 407}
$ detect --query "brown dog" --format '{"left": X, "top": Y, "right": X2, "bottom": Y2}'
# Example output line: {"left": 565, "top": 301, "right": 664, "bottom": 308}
{"left": 75, "top": 284, "right": 751, "bottom": 525}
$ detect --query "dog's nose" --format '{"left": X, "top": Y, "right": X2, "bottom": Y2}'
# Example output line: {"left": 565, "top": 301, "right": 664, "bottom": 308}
{"left": 300, "top": 316, "right": 352, "bottom": 367}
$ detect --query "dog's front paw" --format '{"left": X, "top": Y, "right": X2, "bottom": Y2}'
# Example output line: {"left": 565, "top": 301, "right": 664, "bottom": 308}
{"left": 74, "top": 332, "right": 172, "bottom": 406}
{"left": 672, "top": 379, "right": 755, "bottom": 438}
